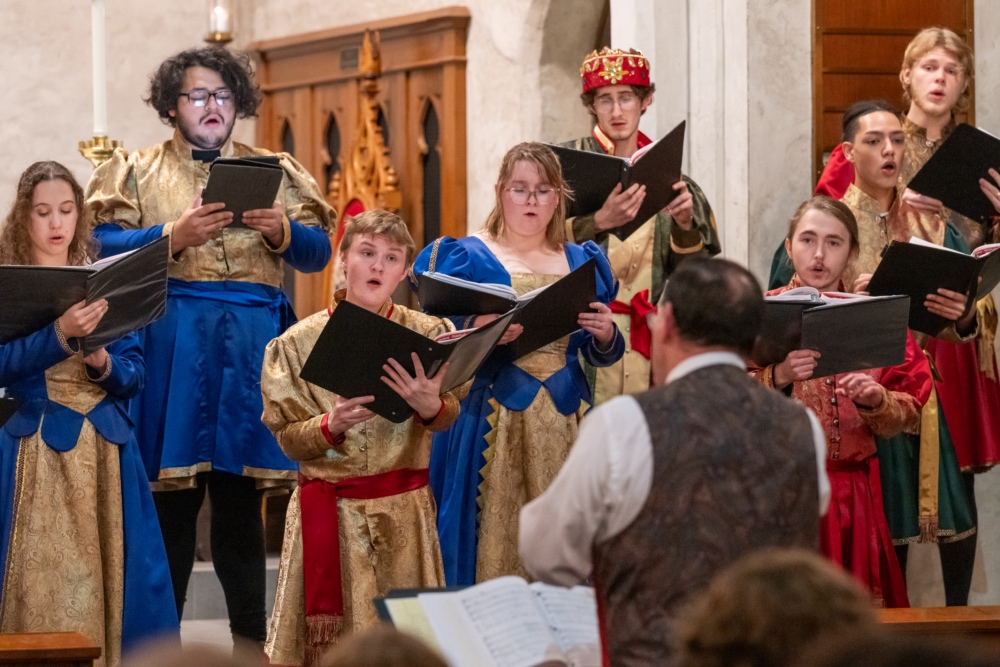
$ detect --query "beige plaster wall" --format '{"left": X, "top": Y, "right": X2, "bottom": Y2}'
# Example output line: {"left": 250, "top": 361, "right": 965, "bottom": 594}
{"left": 0, "top": 0, "right": 259, "bottom": 216}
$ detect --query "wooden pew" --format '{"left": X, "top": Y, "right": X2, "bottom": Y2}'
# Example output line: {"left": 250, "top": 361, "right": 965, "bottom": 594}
{"left": 879, "top": 606, "right": 1000, "bottom": 654}
{"left": 0, "top": 632, "right": 100, "bottom": 666}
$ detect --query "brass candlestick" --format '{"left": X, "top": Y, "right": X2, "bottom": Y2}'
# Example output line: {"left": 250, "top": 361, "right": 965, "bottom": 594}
{"left": 205, "top": 31, "right": 233, "bottom": 45}
{"left": 79, "top": 135, "right": 123, "bottom": 168}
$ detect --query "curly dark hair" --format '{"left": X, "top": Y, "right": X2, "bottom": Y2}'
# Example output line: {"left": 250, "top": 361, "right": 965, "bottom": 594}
{"left": 145, "top": 47, "right": 262, "bottom": 126}
{"left": 0, "top": 161, "right": 95, "bottom": 266}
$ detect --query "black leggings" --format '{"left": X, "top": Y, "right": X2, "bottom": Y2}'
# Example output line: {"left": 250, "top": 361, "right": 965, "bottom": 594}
{"left": 153, "top": 470, "right": 267, "bottom": 642}
{"left": 895, "top": 472, "right": 977, "bottom": 606}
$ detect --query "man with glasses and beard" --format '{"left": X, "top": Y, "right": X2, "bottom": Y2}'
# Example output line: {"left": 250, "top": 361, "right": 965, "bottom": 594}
{"left": 85, "top": 47, "right": 335, "bottom": 656}
{"left": 562, "top": 47, "right": 721, "bottom": 406}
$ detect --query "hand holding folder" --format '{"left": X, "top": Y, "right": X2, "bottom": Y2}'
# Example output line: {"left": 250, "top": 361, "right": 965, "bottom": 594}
{"left": 200, "top": 156, "right": 284, "bottom": 229}
{"left": 906, "top": 124, "right": 1000, "bottom": 224}
{"left": 300, "top": 302, "right": 517, "bottom": 422}
{"left": 0, "top": 236, "right": 170, "bottom": 355}
{"left": 751, "top": 288, "right": 910, "bottom": 378}
{"left": 417, "top": 258, "right": 599, "bottom": 360}
{"left": 551, "top": 120, "right": 686, "bottom": 239}
{"left": 867, "top": 238, "right": 1000, "bottom": 335}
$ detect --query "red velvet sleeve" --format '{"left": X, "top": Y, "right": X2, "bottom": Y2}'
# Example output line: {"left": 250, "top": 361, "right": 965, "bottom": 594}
{"left": 813, "top": 144, "right": 855, "bottom": 199}
{"left": 879, "top": 332, "right": 933, "bottom": 407}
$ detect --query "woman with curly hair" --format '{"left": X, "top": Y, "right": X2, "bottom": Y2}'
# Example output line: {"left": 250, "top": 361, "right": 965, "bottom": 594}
{"left": 0, "top": 162, "right": 178, "bottom": 667}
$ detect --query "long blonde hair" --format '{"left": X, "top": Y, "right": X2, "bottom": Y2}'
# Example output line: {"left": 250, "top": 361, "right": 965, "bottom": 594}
{"left": 482, "top": 142, "right": 571, "bottom": 250}
{"left": 0, "top": 161, "right": 95, "bottom": 266}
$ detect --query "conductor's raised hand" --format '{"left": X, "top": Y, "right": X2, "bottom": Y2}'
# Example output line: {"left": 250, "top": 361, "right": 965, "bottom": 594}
{"left": 837, "top": 372, "right": 884, "bottom": 408}
{"left": 382, "top": 353, "right": 447, "bottom": 422}
{"left": 665, "top": 179, "right": 694, "bottom": 230}
{"left": 594, "top": 182, "right": 646, "bottom": 233}
{"left": 579, "top": 301, "right": 615, "bottom": 345}
{"left": 327, "top": 395, "right": 376, "bottom": 436}
{"left": 242, "top": 200, "right": 286, "bottom": 247}
{"left": 58, "top": 299, "right": 108, "bottom": 339}
{"left": 172, "top": 194, "right": 232, "bottom": 252}
{"left": 773, "top": 349, "right": 820, "bottom": 388}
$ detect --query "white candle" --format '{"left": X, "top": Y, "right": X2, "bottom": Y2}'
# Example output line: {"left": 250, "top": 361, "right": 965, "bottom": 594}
{"left": 92, "top": 0, "right": 107, "bottom": 136}
{"left": 211, "top": 5, "right": 231, "bottom": 34}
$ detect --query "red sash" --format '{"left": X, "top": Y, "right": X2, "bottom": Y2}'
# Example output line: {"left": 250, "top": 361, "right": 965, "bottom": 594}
{"left": 609, "top": 290, "right": 656, "bottom": 359}
{"left": 298, "top": 467, "right": 429, "bottom": 664}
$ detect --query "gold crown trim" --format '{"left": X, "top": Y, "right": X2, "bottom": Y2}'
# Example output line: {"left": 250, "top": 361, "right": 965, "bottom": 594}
{"left": 580, "top": 46, "right": 650, "bottom": 77}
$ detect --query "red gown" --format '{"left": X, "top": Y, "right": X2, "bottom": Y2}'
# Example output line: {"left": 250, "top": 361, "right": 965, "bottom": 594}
{"left": 750, "top": 281, "right": 933, "bottom": 607}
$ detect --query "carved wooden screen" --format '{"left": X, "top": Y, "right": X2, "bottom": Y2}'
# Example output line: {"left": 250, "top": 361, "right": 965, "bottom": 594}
{"left": 251, "top": 8, "right": 470, "bottom": 317}
{"left": 812, "top": 0, "right": 974, "bottom": 181}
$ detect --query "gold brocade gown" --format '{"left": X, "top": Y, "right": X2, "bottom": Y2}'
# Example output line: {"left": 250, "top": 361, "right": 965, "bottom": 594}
{"left": 475, "top": 273, "right": 589, "bottom": 582}
{"left": 0, "top": 331, "right": 177, "bottom": 667}
{"left": 261, "top": 296, "right": 464, "bottom": 665}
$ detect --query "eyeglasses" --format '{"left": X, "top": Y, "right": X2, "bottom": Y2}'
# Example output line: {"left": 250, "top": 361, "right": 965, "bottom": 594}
{"left": 594, "top": 93, "right": 639, "bottom": 113}
{"left": 504, "top": 187, "right": 557, "bottom": 205}
{"left": 179, "top": 89, "right": 233, "bottom": 107}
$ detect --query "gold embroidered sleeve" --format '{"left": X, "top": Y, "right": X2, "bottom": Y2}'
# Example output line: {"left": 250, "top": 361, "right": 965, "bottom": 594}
{"left": 275, "top": 153, "right": 337, "bottom": 235}
{"left": 260, "top": 332, "right": 333, "bottom": 462}
{"left": 422, "top": 390, "right": 463, "bottom": 432}
{"left": 569, "top": 213, "right": 598, "bottom": 244}
{"left": 748, "top": 364, "right": 777, "bottom": 389}
{"left": 84, "top": 147, "right": 145, "bottom": 230}
{"left": 857, "top": 386, "right": 921, "bottom": 437}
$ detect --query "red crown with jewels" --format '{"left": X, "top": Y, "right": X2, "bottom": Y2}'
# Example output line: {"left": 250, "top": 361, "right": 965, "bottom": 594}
{"left": 580, "top": 47, "right": 651, "bottom": 93}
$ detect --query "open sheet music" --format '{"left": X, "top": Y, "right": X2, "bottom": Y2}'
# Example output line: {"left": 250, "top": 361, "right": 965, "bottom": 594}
{"left": 380, "top": 576, "right": 601, "bottom": 667}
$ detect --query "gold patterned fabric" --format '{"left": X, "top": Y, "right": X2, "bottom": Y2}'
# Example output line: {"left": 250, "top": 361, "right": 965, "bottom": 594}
{"left": 0, "top": 357, "right": 125, "bottom": 667}
{"left": 261, "top": 297, "right": 461, "bottom": 665}
{"left": 85, "top": 129, "right": 335, "bottom": 287}
{"left": 900, "top": 117, "right": 984, "bottom": 248}
{"left": 475, "top": 273, "right": 587, "bottom": 582}
{"left": 594, "top": 219, "right": 655, "bottom": 403}
{"left": 841, "top": 184, "right": 972, "bottom": 345}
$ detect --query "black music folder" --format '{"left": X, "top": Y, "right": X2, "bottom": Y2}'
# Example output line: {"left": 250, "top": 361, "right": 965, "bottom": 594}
{"left": 906, "top": 124, "right": 1000, "bottom": 224}
{"left": 751, "top": 289, "right": 910, "bottom": 379}
{"left": 300, "top": 301, "right": 517, "bottom": 422}
{"left": 867, "top": 239, "right": 1000, "bottom": 335}
{"left": 551, "top": 120, "right": 686, "bottom": 239}
{"left": 201, "top": 156, "right": 283, "bottom": 229}
{"left": 416, "top": 258, "right": 599, "bottom": 360}
{"left": 0, "top": 236, "right": 169, "bottom": 355}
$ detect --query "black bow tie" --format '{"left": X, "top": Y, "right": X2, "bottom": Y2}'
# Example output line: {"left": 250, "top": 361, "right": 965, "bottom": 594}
{"left": 192, "top": 149, "right": 221, "bottom": 163}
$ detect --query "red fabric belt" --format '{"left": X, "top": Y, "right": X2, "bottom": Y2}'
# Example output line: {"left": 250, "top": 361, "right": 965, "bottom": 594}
{"left": 299, "top": 467, "right": 430, "bottom": 619}
{"left": 609, "top": 289, "right": 656, "bottom": 359}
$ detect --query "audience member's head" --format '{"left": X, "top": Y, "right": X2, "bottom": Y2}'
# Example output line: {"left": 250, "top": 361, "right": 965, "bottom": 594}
{"left": 795, "top": 630, "right": 999, "bottom": 667}
{"left": 317, "top": 626, "right": 447, "bottom": 667}
{"left": 649, "top": 257, "right": 763, "bottom": 381}
{"left": 675, "top": 548, "right": 876, "bottom": 667}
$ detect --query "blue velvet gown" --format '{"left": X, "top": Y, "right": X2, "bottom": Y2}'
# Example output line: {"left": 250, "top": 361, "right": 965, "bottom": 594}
{"left": 0, "top": 326, "right": 177, "bottom": 666}
{"left": 412, "top": 236, "right": 624, "bottom": 585}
